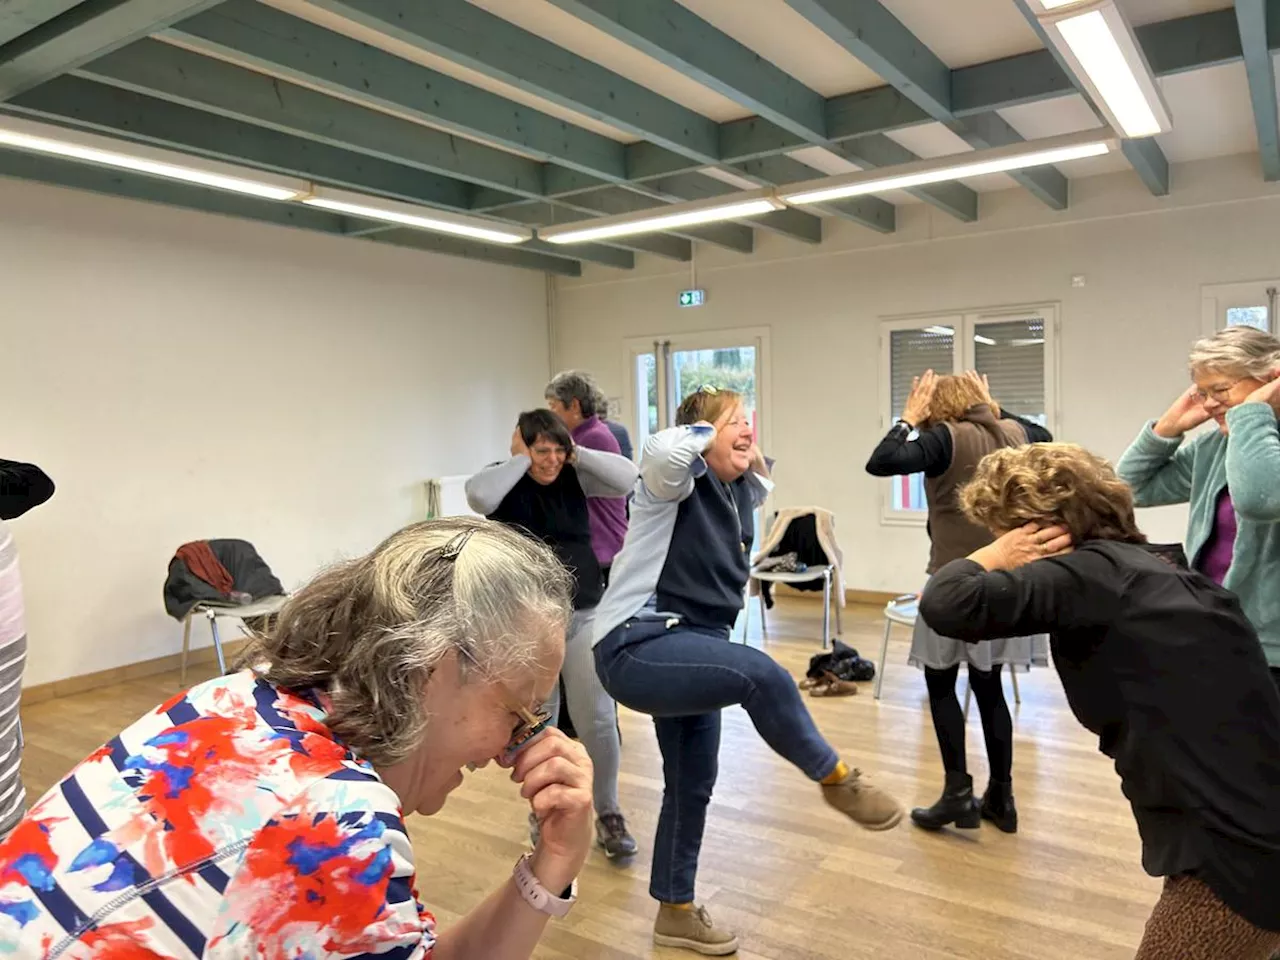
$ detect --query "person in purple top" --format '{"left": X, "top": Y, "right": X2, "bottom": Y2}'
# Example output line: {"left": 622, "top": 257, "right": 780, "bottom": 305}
{"left": 546, "top": 371, "right": 631, "bottom": 585}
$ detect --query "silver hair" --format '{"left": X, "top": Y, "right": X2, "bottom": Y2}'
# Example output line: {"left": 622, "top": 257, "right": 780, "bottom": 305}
{"left": 545, "top": 369, "right": 598, "bottom": 418}
{"left": 239, "top": 517, "right": 572, "bottom": 767}
{"left": 1188, "top": 326, "right": 1280, "bottom": 380}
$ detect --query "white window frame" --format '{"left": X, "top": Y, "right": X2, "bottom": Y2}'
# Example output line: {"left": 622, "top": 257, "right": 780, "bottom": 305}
{"left": 622, "top": 327, "right": 772, "bottom": 452}
{"left": 1201, "top": 280, "right": 1279, "bottom": 336}
{"left": 879, "top": 304, "right": 1060, "bottom": 526}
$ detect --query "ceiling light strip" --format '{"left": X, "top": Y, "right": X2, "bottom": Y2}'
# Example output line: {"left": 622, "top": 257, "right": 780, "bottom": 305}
{"left": 302, "top": 188, "right": 531, "bottom": 244}
{"left": 539, "top": 189, "right": 785, "bottom": 245}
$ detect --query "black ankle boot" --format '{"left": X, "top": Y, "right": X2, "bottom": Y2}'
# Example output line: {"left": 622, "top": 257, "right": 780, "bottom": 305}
{"left": 980, "top": 780, "right": 1018, "bottom": 833}
{"left": 910, "top": 771, "right": 980, "bottom": 831}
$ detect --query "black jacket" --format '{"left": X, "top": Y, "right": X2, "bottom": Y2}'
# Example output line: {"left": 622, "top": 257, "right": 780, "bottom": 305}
{"left": 0, "top": 459, "right": 54, "bottom": 520}
{"left": 921, "top": 541, "right": 1280, "bottom": 931}
{"left": 163, "top": 539, "right": 285, "bottom": 620}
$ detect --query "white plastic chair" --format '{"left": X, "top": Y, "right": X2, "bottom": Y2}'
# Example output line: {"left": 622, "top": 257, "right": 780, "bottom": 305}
{"left": 743, "top": 565, "right": 841, "bottom": 649}
{"left": 180, "top": 596, "right": 287, "bottom": 685}
{"left": 874, "top": 594, "right": 1019, "bottom": 709}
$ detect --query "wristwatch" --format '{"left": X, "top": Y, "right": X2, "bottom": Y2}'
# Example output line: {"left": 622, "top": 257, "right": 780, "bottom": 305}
{"left": 512, "top": 853, "right": 577, "bottom": 917}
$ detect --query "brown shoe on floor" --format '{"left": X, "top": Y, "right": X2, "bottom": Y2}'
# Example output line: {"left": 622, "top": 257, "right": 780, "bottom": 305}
{"left": 822, "top": 768, "right": 904, "bottom": 831}
{"left": 653, "top": 903, "right": 739, "bottom": 955}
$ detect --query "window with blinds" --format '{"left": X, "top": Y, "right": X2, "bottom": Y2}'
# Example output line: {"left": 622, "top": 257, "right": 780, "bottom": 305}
{"left": 881, "top": 309, "right": 1056, "bottom": 520}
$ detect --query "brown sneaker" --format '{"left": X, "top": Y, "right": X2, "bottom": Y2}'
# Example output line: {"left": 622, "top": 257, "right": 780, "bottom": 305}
{"left": 653, "top": 903, "right": 739, "bottom": 955}
{"left": 822, "top": 768, "right": 904, "bottom": 831}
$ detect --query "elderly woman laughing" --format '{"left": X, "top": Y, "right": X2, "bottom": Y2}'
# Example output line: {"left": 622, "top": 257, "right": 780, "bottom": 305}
{"left": 0, "top": 518, "right": 593, "bottom": 959}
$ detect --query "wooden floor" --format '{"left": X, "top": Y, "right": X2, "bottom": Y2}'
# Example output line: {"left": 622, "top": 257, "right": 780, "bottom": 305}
{"left": 19, "top": 598, "right": 1157, "bottom": 959}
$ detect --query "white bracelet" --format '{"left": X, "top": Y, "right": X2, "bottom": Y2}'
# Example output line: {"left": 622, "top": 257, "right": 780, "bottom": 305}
{"left": 512, "top": 854, "right": 577, "bottom": 918}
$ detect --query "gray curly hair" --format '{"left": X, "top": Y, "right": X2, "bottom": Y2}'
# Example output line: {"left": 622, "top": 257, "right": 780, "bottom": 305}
{"left": 1188, "top": 325, "right": 1280, "bottom": 380}
{"left": 545, "top": 369, "right": 598, "bottom": 418}
{"left": 239, "top": 517, "right": 572, "bottom": 768}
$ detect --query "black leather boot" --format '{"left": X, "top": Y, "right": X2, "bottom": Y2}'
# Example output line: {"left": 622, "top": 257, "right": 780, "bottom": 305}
{"left": 980, "top": 780, "right": 1018, "bottom": 833}
{"left": 910, "top": 771, "right": 981, "bottom": 830}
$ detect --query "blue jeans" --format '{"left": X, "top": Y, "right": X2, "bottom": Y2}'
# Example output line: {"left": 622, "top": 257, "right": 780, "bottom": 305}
{"left": 594, "top": 618, "right": 839, "bottom": 903}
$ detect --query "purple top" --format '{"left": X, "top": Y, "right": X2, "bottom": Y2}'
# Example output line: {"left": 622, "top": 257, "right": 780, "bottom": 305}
{"left": 1198, "top": 488, "right": 1237, "bottom": 586}
{"left": 572, "top": 415, "right": 630, "bottom": 566}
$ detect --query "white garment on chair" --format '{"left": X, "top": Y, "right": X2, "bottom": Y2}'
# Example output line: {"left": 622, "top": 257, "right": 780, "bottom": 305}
{"left": 750, "top": 506, "right": 846, "bottom": 605}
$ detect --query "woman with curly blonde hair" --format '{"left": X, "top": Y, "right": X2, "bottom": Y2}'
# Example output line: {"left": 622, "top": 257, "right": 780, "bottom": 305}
{"left": 921, "top": 443, "right": 1280, "bottom": 960}
{"left": 866, "top": 370, "right": 1051, "bottom": 834}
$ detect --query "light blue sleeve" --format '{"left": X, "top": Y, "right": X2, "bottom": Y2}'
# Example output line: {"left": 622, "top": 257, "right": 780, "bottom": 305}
{"left": 1115, "top": 422, "right": 1194, "bottom": 507}
{"left": 639, "top": 425, "right": 716, "bottom": 502}
{"left": 1225, "top": 402, "right": 1280, "bottom": 521}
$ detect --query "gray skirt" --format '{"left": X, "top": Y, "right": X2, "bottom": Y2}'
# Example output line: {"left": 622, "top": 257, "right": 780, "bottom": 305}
{"left": 909, "top": 575, "right": 1049, "bottom": 672}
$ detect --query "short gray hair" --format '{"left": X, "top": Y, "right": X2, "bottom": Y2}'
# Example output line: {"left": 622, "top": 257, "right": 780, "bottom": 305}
{"left": 1188, "top": 326, "right": 1280, "bottom": 380}
{"left": 545, "top": 370, "right": 598, "bottom": 418}
{"left": 239, "top": 517, "right": 572, "bottom": 767}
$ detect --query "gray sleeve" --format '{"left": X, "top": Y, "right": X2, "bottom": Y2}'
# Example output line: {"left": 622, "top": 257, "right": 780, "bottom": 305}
{"left": 464, "top": 456, "right": 530, "bottom": 515}
{"left": 574, "top": 446, "right": 639, "bottom": 498}
{"left": 640, "top": 425, "right": 715, "bottom": 502}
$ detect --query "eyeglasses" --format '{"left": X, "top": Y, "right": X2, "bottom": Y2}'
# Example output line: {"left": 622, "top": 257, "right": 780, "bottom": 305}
{"left": 1192, "top": 380, "right": 1243, "bottom": 404}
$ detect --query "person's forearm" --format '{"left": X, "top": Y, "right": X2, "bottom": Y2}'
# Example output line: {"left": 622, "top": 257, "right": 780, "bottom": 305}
{"left": 464, "top": 457, "right": 530, "bottom": 515}
{"left": 575, "top": 446, "right": 639, "bottom": 497}
{"left": 431, "top": 877, "right": 551, "bottom": 960}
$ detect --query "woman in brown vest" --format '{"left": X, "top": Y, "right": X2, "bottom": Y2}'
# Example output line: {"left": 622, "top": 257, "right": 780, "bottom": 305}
{"left": 866, "top": 371, "right": 1052, "bottom": 833}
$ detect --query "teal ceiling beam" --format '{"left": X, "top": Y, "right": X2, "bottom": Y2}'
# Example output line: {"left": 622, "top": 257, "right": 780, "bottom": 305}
{"left": 0, "top": 145, "right": 582, "bottom": 274}
{"left": 0, "top": 143, "right": 352, "bottom": 231}
{"left": 1236, "top": 0, "right": 1280, "bottom": 180}
{"left": 0, "top": 0, "right": 82, "bottom": 49}
{"left": 303, "top": 0, "right": 719, "bottom": 165}
{"left": 8, "top": 76, "right": 475, "bottom": 210}
{"left": 563, "top": 187, "right": 754, "bottom": 254}
{"left": 1121, "top": 137, "right": 1170, "bottom": 196}
{"left": 832, "top": 133, "right": 980, "bottom": 220}
{"left": 488, "top": 201, "right": 693, "bottom": 261}
{"left": 0, "top": 0, "right": 222, "bottom": 100}
{"left": 76, "top": 38, "right": 548, "bottom": 196}
{"left": 640, "top": 172, "right": 822, "bottom": 244}
{"left": 544, "top": 0, "right": 827, "bottom": 142}
{"left": 781, "top": 0, "right": 951, "bottom": 121}
{"left": 729, "top": 154, "right": 895, "bottom": 233}
{"left": 1009, "top": 0, "right": 1164, "bottom": 198}
{"left": 166, "top": 0, "right": 630, "bottom": 184}
{"left": 952, "top": 111, "right": 1067, "bottom": 210}
{"left": 786, "top": 0, "right": 1065, "bottom": 209}
{"left": 363, "top": 229, "right": 581, "bottom": 276}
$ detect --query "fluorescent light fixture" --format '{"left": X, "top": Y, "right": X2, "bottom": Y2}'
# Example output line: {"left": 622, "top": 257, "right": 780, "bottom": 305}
{"left": 538, "top": 189, "right": 785, "bottom": 244}
{"left": 302, "top": 188, "right": 531, "bottom": 244}
{"left": 974, "top": 335, "right": 997, "bottom": 345}
{"left": 1010, "top": 338, "right": 1046, "bottom": 346}
{"left": 1031, "top": 0, "right": 1171, "bottom": 138}
{"left": 782, "top": 130, "right": 1114, "bottom": 205}
{"left": 925, "top": 325, "right": 955, "bottom": 336}
{"left": 1029, "top": 0, "right": 1090, "bottom": 8}
{"left": 0, "top": 115, "right": 307, "bottom": 201}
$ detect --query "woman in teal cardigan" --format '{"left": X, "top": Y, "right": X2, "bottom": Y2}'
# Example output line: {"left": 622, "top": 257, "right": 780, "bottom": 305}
{"left": 1117, "top": 326, "right": 1280, "bottom": 685}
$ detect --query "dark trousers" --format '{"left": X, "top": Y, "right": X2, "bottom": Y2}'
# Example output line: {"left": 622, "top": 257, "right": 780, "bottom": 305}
{"left": 595, "top": 617, "right": 838, "bottom": 903}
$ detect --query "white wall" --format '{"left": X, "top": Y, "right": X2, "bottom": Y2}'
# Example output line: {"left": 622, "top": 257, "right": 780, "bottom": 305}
{"left": 2, "top": 179, "right": 550, "bottom": 686}
{"left": 552, "top": 153, "right": 1280, "bottom": 594}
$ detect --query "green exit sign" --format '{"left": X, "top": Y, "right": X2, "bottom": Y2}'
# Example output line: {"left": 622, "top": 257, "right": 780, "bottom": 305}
{"left": 678, "top": 289, "right": 706, "bottom": 307}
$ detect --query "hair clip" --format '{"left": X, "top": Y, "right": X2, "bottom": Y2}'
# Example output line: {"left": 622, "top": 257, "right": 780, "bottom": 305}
{"left": 698, "top": 384, "right": 719, "bottom": 395}
{"left": 440, "top": 528, "right": 476, "bottom": 561}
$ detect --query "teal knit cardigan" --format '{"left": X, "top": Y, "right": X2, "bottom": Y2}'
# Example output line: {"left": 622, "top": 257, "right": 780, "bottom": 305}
{"left": 1117, "top": 402, "right": 1280, "bottom": 667}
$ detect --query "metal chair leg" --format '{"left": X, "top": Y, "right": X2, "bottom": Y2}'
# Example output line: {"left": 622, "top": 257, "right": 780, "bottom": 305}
{"left": 833, "top": 582, "right": 843, "bottom": 636}
{"left": 208, "top": 612, "right": 228, "bottom": 676}
{"left": 1011, "top": 668, "right": 1021, "bottom": 705}
{"left": 180, "top": 613, "right": 194, "bottom": 686}
{"left": 741, "top": 585, "right": 751, "bottom": 644}
{"left": 874, "top": 619, "right": 892, "bottom": 699}
{"left": 820, "top": 569, "right": 831, "bottom": 650}
{"left": 758, "top": 589, "right": 768, "bottom": 639}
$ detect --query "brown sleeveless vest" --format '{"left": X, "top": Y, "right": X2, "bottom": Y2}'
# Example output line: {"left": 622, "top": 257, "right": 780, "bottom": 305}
{"left": 923, "top": 405, "right": 1027, "bottom": 574}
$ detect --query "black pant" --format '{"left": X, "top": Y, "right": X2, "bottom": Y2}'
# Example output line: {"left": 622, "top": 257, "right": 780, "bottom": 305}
{"left": 924, "top": 663, "right": 1013, "bottom": 783}
{"left": 1272, "top": 667, "right": 1280, "bottom": 695}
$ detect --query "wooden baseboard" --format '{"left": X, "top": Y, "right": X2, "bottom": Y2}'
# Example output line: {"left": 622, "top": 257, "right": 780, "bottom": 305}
{"left": 771, "top": 584, "right": 900, "bottom": 607}
{"left": 22, "top": 639, "right": 251, "bottom": 706}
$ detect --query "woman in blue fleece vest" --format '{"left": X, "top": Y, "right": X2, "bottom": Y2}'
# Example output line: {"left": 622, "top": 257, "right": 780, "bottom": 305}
{"left": 592, "top": 386, "right": 902, "bottom": 956}
{"left": 1117, "top": 326, "right": 1280, "bottom": 687}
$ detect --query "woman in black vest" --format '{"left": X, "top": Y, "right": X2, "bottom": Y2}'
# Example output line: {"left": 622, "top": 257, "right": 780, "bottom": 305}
{"left": 466, "top": 410, "right": 639, "bottom": 860}
{"left": 922, "top": 442, "right": 1280, "bottom": 960}
{"left": 866, "top": 370, "right": 1051, "bottom": 834}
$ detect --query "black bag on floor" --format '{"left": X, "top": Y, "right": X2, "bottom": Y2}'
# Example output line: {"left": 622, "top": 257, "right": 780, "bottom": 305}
{"left": 806, "top": 639, "right": 876, "bottom": 683}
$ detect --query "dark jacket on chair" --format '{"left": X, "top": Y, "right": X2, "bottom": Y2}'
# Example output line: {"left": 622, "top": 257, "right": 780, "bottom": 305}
{"left": 163, "top": 539, "right": 284, "bottom": 620}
